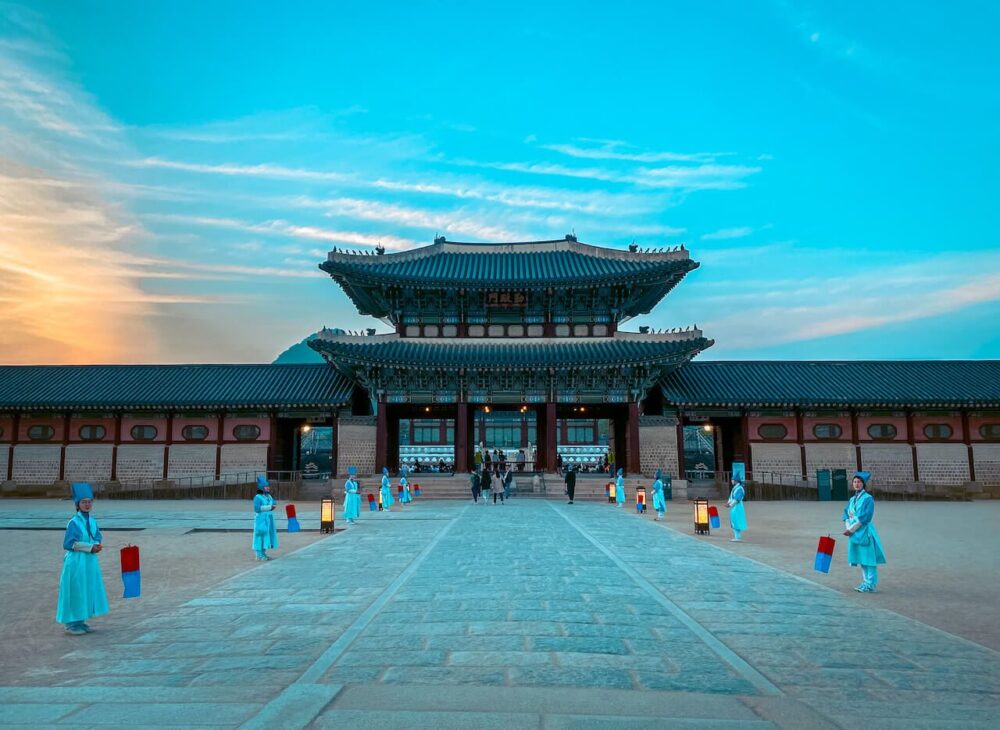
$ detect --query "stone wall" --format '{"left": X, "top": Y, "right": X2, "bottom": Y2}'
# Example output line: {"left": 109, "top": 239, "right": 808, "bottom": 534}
{"left": 804, "top": 443, "right": 856, "bottom": 476}
{"left": 750, "top": 443, "right": 801, "bottom": 476}
{"left": 915, "top": 443, "right": 970, "bottom": 486}
{"left": 167, "top": 445, "right": 218, "bottom": 478}
{"left": 116, "top": 445, "right": 165, "bottom": 482}
{"left": 0, "top": 447, "right": 8, "bottom": 481}
{"left": 64, "top": 445, "right": 113, "bottom": 482}
{"left": 11, "top": 445, "right": 62, "bottom": 484}
{"left": 639, "top": 416, "right": 679, "bottom": 478}
{"left": 972, "top": 443, "right": 1000, "bottom": 486}
{"left": 338, "top": 416, "right": 376, "bottom": 476}
{"left": 220, "top": 444, "right": 268, "bottom": 475}
{"left": 860, "top": 443, "right": 913, "bottom": 484}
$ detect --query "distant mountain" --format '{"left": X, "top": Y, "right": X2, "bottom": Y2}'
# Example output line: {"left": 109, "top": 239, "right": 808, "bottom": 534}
{"left": 272, "top": 328, "right": 344, "bottom": 364}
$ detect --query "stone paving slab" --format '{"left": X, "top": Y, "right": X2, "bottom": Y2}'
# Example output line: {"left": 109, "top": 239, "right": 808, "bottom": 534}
{"left": 1, "top": 499, "right": 998, "bottom": 728}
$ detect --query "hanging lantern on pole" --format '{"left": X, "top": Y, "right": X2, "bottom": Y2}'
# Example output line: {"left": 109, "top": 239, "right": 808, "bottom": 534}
{"left": 414, "top": 482, "right": 421, "bottom": 497}
{"left": 636, "top": 486, "right": 646, "bottom": 513}
{"left": 694, "top": 499, "right": 710, "bottom": 534}
{"left": 285, "top": 504, "right": 301, "bottom": 533}
{"left": 367, "top": 492, "right": 377, "bottom": 512}
{"left": 814, "top": 536, "right": 836, "bottom": 573}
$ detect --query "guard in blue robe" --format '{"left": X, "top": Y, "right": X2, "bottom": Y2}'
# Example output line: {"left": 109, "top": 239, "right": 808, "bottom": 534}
{"left": 56, "top": 483, "right": 109, "bottom": 635}
{"left": 615, "top": 468, "right": 626, "bottom": 507}
{"left": 252, "top": 475, "right": 278, "bottom": 560}
{"left": 842, "top": 471, "right": 886, "bottom": 592}
{"left": 651, "top": 469, "right": 666, "bottom": 520}
{"left": 399, "top": 467, "right": 412, "bottom": 504}
{"left": 343, "top": 467, "right": 361, "bottom": 523}
{"left": 380, "top": 467, "right": 394, "bottom": 510}
{"left": 727, "top": 478, "right": 747, "bottom": 541}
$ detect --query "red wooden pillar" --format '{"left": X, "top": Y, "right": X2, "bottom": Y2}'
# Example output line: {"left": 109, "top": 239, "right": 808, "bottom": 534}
{"left": 962, "top": 410, "right": 976, "bottom": 482}
{"left": 59, "top": 412, "right": 70, "bottom": 481}
{"left": 455, "top": 402, "right": 469, "bottom": 472}
{"left": 851, "top": 411, "right": 862, "bottom": 471}
{"left": 740, "top": 412, "right": 752, "bottom": 475}
{"left": 215, "top": 411, "right": 225, "bottom": 479}
{"left": 545, "top": 402, "right": 557, "bottom": 473}
{"left": 795, "top": 410, "right": 806, "bottom": 478}
{"left": 329, "top": 411, "right": 338, "bottom": 478}
{"left": 163, "top": 413, "right": 174, "bottom": 479}
{"left": 110, "top": 414, "right": 120, "bottom": 481}
{"left": 375, "top": 401, "right": 387, "bottom": 471}
{"left": 906, "top": 410, "right": 919, "bottom": 481}
{"left": 676, "top": 413, "right": 686, "bottom": 480}
{"left": 6, "top": 412, "right": 19, "bottom": 481}
{"left": 627, "top": 402, "right": 640, "bottom": 475}
{"left": 267, "top": 410, "right": 278, "bottom": 472}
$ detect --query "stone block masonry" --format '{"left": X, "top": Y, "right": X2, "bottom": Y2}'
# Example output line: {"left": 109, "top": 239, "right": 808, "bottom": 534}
{"left": 860, "top": 443, "right": 913, "bottom": 485}
{"left": 973, "top": 443, "right": 1000, "bottom": 486}
{"left": 804, "top": 443, "right": 855, "bottom": 476}
{"left": 750, "top": 443, "right": 800, "bottom": 476}
{"left": 338, "top": 416, "right": 376, "bottom": 476}
{"left": 639, "top": 417, "right": 679, "bottom": 477}
{"left": 116, "top": 444, "right": 165, "bottom": 482}
{"left": 220, "top": 444, "right": 268, "bottom": 475}
{"left": 64, "top": 444, "right": 113, "bottom": 482}
{"left": 11, "top": 445, "right": 61, "bottom": 484}
{"left": 915, "top": 443, "right": 970, "bottom": 486}
{"left": 167, "top": 444, "right": 218, "bottom": 479}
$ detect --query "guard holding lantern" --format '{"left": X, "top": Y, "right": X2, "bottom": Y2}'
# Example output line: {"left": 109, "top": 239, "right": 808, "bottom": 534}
{"left": 615, "top": 468, "right": 626, "bottom": 507}
{"left": 343, "top": 466, "right": 361, "bottom": 523}
{"left": 252, "top": 474, "right": 278, "bottom": 561}
{"left": 651, "top": 469, "right": 666, "bottom": 520}
{"left": 56, "top": 483, "right": 109, "bottom": 635}
{"left": 843, "top": 471, "right": 886, "bottom": 592}
{"left": 380, "top": 466, "right": 394, "bottom": 511}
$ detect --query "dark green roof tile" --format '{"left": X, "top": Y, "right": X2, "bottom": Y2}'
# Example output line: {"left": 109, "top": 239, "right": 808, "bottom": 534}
{"left": 660, "top": 361, "right": 1000, "bottom": 408}
{"left": 0, "top": 364, "right": 353, "bottom": 411}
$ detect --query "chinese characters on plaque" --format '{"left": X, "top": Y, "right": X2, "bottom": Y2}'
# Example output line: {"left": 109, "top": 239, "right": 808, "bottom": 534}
{"left": 485, "top": 291, "right": 527, "bottom": 308}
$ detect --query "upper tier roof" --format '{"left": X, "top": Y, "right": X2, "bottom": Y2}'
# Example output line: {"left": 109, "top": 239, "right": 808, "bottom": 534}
{"left": 309, "top": 330, "right": 712, "bottom": 369}
{"left": 659, "top": 361, "right": 1000, "bottom": 408}
{"left": 0, "top": 364, "right": 353, "bottom": 411}
{"left": 319, "top": 236, "right": 698, "bottom": 319}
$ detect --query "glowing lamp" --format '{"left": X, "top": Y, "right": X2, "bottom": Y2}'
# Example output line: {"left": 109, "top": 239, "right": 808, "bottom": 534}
{"left": 636, "top": 486, "right": 646, "bottom": 513}
{"left": 320, "top": 498, "right": 335, "bottom": 534}
{"left": 694, "top": 499, "right": 710, "bottom": 535}
{"left": 708, "top": 505, "right": 720, "bottom": 529}
{"left": 814, "top": 536, "right": 836, "bottom": 573}
{"left": 367, "top": 493, "right": 376, "bottom": 512}
{"left": 609, "top": 481, "right": 617, "bottom": 503}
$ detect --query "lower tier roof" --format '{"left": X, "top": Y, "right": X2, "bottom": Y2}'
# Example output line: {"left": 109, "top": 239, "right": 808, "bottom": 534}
{"left": 0, "top": 364, "right": 354, "bottom": 411}
{"left": 660, "top": 361, "right": 1000, "bottom": 408}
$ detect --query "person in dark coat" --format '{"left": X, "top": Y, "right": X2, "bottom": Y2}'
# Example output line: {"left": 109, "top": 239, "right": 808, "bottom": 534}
{"left": 564, "top": 464, "right": 577, "bottom": 504}
{"left": 470, "top": 469, "right": 481, "bottom": 503}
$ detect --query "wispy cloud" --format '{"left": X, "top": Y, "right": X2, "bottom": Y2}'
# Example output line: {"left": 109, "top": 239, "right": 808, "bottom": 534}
{"left": 130, "top": 157, "right": 350, "bottom": 182}
{"left": 541, "top": 141, "right": 723, "bottom": 164}
{"left": 701, "top": 226, "right": 753, "bottom": 240}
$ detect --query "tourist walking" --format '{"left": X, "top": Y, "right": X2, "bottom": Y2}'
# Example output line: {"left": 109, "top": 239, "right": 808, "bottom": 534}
{"left": 343, "top": 466, "right": 361, "bottom": 523}
{"left": 56, "top": 483, "right": 109, "bottom": 635}
{"left": 843, "top": 471, "right": 886, "bottom": 592}
{"left": 380, "top": 466, "right": 394, "bottom": 511}
{"left": 651, "top": 469, "right": 666, "bottom": 520}
{"left": 615, "top": 468, "right": 626, "bottom": 507}
{"left": 252, "top": 475, "right": 278, "bottom": 560}
{"left": 480, "top": 467, "right": 491, "bottom": 503}
{"left": 470, "top": 469, "right": 482, "bottom": 502}
{"left": 726, "top": 476, "right": 747, "bottom": 540}
{"left": 491, "top": 467, "right": 504, "bottom": 504}
{"left": 503, "top": 464, "right": 513, "bottom": 499}
{"left": 564, "top": 464, "right": 576, "bottom": 504}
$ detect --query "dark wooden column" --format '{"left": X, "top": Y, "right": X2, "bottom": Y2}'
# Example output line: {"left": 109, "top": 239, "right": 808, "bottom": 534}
{"left": 627, "top": 402, "right": 640, "bottom": 475}
{"left": 851, "top": 411, "right": 862, "bottom": 471}
{"left": 545, "top": 402, "right": 558, "bottom": 473}
{"left": 267, "top": 410, "right": 278, "bottom": 472}
{"left": 796, "top": 410, "right": 806, "bottom": 478}
{"left": 455, "top": 402, "right": 469, "bottom": 472}
{"left": 59, "top": 412, "right": 70, "bottom": 481}
{"left": 387, "top": 409, "right": 400, "bottom": 472}
{"left": 906, "top": 410, "right": 919, "bottom": 481}
{"left": 330, "top": 411, "right": 339, "bottom": 478}
{"left": 676, "top": 413, "right": 686, "bottom": 480}
{"left": 110, "top": 413, "right": 120, "bottom": 481}
{"left": 163, "top": 413, "right": 174, "bottom": 479}
{"left": 215, "top": 411, "right": 225, "bottom": 479}
{"left": 962, "top": 411, "right": 976, "bottom": 482}
{"left": 6, "top": 412, "right": 19, "bottom": 481}
{"left": 740, "top": 412, "right": 752, "bottom": 474}
{"left": 375, "top": 401, "right": 387, "bottom": 471}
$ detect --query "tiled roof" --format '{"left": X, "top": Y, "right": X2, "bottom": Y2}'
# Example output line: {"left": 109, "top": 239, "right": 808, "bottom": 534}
{"left": 0, "top": 365, "right": 353, "bottom": 411}
{"left": 310, "top": 333, "right": 713, "bottom": 369}
{"left": 660, "top": 361, "right": 1000, "bottom": 408}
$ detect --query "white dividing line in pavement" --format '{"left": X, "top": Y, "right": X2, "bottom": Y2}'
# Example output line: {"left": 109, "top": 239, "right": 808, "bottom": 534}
{"left": 552, "top": 503, "right": 783, "bottom": 697}
{"left": 245, "top": 505, "right": 467, "bottom": 728}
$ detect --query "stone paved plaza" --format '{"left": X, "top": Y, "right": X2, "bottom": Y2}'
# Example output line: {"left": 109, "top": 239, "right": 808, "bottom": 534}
{"left": 1, "top": 497, "right": 998, "bottom": 728}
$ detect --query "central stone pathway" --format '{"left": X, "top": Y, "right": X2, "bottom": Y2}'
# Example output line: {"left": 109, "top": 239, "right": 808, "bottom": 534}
{"left": 4, "top": 500, "right": 998, "bottom": 728}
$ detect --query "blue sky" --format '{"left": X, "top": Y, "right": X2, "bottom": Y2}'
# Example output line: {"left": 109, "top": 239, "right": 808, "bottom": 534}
{"left": 1, "top": 0, "right": 997, "bottom": 364}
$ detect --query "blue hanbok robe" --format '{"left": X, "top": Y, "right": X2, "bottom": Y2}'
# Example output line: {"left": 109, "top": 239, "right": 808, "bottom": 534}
{"left": 252, "top": 493, "right": 278, "bottom": 551}
{"left": 651, "top": 477, "right": 666, "bottom": 513}
{"left": 56, "top": 512, "right": 110, "bottom": 624}
{"left": 399, "top": 476, "right": 412, "bottom": 503}
{"left": 728, "top": 484, "right": 747, "bottom": 531}
{"left": 380, "top": 474, "right": 394, "bottom": 509}
{"left": 843, "top": 490, "right": 886, "bottom": 567}
{"left": 343, "top": 477, "right": 361, "bottom": 521}
{"left": 615, "top": 475, "right": 626, "bottom": 505}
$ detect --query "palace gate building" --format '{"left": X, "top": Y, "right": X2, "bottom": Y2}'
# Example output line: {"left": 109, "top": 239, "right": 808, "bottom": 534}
{"left": 1, "top": 236, "right": 999, "bottom": 495}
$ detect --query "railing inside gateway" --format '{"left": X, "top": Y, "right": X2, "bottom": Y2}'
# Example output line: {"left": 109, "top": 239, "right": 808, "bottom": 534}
{"left": 94, "top": 470, "right": 304, "bottom": 500}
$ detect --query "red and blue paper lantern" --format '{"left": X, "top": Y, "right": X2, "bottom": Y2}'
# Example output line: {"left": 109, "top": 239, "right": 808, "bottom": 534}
{"left": 120, "top": 545, "right": 141, "bottom": 599}
{"left": 708, "top": 505, "right": 720, "bottom": 529}
{"left": 636, "top": 490, "right": 646, "bottom": 513}
{"left": 367, "top": 493, "right": 377, "bottom": 511}
{"left": 397, "top": 484, "right": 404, "bottom": 498}
{"left": 814, "top": 536, "right": 836, "bottom": 573}
{"left": 414, "top": 483, "right": 421, "bottom": 497}
{"left": 285, "top": 504, "right": 301, "bottom": 533}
